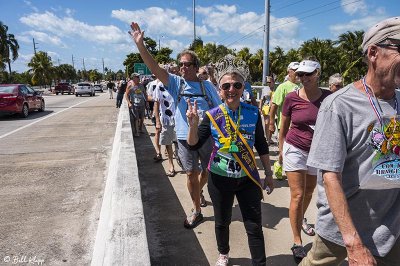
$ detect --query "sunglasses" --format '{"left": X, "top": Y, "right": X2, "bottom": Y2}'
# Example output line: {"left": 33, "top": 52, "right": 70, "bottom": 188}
{"left": 297, "top": 71, "right": 316, "bottom": 77}
{"left": 179, "top": 61, "right": 194, "bottom": 67}
{"left": 376, "top": 43, "right": 400, "bottom": 53}
{"left": 220, "top": 82, "right": 243, "bottom": 91}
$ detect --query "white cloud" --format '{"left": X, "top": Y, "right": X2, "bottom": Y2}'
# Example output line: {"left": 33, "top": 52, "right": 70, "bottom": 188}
{"left": 23, "top": 0, "right": 39, "bottom": 12}
{"left": 329, "top": 15, "right": 388, "bottom": 36}
{"left": 19, "top": 31, "right": 65, "bottom": 47}
{"left": 111, "top": 7, "right": 207, "bottom": 37}
{"left": 20, "top": 11, "right": 126, "bottom": 44}
{"left": 65, "top": 8, "right": 75, "bottom": 17}
{"left": 341, "top": 0, "right": 367, "bottom": 16}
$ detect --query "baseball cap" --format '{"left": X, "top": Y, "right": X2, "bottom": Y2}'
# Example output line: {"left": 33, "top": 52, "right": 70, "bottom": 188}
{"left": 296, "top": 60, "right": 321, "bottom": 73}
{"left": 130, "top": 72, "right": 140, "bottom": 78}
{"left": 287, "top": 62, "right": 300, "bottom": 70}
{"left": 362, "top": 17, "right": 400, "bottom": 53}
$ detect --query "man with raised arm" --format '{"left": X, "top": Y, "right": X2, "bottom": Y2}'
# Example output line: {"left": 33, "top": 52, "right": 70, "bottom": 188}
{"left": 129, "top": 22, "right": 221, "bottom": 229}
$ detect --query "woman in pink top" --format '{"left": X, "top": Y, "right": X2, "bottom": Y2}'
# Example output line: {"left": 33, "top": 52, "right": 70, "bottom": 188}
{"left": 278, "top": 57, "right": 331, "bottom": 262}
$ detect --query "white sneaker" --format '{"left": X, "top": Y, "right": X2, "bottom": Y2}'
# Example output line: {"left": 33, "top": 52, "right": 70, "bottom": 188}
{"left": 215, "top": 253, "right": 229, "bottom": 266}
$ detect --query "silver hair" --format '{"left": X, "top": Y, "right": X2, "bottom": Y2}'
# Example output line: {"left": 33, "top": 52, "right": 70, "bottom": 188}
{"left": 329, "top": 73, "right": 343, "bottom": 85}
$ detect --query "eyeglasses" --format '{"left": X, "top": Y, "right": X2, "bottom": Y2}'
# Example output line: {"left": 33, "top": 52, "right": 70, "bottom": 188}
{"left": 179, "top": 61, "right": 194, "bottom": 67}
{"left": 332, "top": 84, "right": 343, "bottom": 88}
{"left": 297, "top": 71, "right": 316, "bottom": 77}
{"left": 220, "top": 82, "right": 243, "bottom": 91}
{"left": 376, "top": 43, "right": 400, "bottom": 53}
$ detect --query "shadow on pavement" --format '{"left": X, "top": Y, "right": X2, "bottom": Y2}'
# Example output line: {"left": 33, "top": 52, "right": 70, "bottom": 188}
{"left": 132, "top": 121, "right": 209, "bottom": 265}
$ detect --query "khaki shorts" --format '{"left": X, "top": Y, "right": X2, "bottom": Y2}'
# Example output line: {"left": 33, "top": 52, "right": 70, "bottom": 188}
{"left": 300, "top": 234, "right": 400, "bottom": 266}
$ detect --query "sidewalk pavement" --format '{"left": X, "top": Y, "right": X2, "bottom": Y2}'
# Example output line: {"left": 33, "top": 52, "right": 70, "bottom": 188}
{"left": 92, "top": 102, "right": 319, "bottom": 265}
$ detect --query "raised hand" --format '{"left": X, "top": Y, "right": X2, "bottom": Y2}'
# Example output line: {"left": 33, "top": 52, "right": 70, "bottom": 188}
{"left": 186, "top": 99, "right": 199, "bottom": 127}
{"left": 129, "top": 22, "right": 144, "bottom": 45}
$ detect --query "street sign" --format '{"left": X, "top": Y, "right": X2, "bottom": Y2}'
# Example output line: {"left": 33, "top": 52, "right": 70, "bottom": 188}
{"left": 133, "top": 63, "right": 151, "bottom": 75}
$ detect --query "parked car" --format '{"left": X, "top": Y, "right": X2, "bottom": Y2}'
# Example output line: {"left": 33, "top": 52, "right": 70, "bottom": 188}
{"left": 75, "top": 82, "right": 95, "bottom": 97}
{"left": 93, "top": 84, "right": 104, "bottom": 93}
{"left": 54, "top": 82, "right": 73, "bottom": 95}
{"left": 0, "top": 84, "right": 45, "bottom": 118}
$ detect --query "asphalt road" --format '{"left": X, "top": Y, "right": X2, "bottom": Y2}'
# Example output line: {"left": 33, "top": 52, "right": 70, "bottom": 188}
{"left": 0, "top": 92, "right": 118, "bottom": 265}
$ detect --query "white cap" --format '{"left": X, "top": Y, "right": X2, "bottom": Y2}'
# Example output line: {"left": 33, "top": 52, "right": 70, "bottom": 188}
{"left": 287, "top": 62, "right": 300, "bottom": 70}
{"left": 296, "top": 60, "right": 321, "bottom": 73}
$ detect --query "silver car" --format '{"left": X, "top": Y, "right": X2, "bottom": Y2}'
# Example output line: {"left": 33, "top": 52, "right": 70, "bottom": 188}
{"left": 93, "top": 84, "right": 104, "bottom": 93}
{"left": 75, "top": 82, "right": 95, "bottom": 97}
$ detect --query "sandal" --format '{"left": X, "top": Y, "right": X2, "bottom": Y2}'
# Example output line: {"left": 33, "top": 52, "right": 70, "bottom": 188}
{"left": 291, "top": 244, "right": 306, "bottom": 262}
{"left": 200, "top": 190, "right": 207, "bottom": 207}
{"left": 153, "top": 153, "right": 162, "bottom": 162}
{"left": 302, "top": 218, "right": 315, "bottom": 236}
{"left": 183, "top": 210, "right": 203, "bottom": 229}
{"left": 166, "top": 170, "right": 176, "bottom": 177}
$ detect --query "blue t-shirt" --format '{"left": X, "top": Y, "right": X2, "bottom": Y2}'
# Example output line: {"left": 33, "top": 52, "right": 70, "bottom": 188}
{"left": 166, "top": 74, "right": 222, "bottom": 139}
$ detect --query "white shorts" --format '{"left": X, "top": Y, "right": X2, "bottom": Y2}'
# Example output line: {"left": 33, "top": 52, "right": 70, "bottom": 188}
{"left": 282, "top": 141, "right": 317, "bottom": 175}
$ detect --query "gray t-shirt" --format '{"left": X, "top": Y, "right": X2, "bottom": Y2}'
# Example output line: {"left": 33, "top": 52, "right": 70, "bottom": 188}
{"left": 307, "top": 84, "right": 400, "bottom": 256}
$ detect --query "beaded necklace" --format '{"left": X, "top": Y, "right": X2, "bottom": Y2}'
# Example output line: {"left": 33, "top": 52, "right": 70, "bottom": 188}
{"left": 220, "top": 103, "right": 241, "bottom": 153}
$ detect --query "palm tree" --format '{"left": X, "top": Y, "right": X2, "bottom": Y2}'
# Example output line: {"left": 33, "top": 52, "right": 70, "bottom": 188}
{"left": 0, "top": 21, "right": 19, "bottom": 80}
{"left": 28, "top": 51, "right": 53, "bottom": 87}
{"left": 335, "top": 30, "right": 366, "bottom": 83}
{"left": 299, "top": 38, "right": 339, "bottom": 84}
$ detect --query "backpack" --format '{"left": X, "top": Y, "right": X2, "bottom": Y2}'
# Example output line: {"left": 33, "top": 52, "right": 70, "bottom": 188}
{"left": 177, "top": 79, "right": 213, "bottom": 109}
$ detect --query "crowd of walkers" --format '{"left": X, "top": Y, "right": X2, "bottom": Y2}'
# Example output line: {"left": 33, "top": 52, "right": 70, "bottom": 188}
{"left": 118, "top": 17, "right": 399, "bottom": 266}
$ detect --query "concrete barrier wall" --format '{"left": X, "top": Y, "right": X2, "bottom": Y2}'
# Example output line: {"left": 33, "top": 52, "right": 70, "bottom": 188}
{"left": 91, "top": 101, "right": 150, "bottom": 265}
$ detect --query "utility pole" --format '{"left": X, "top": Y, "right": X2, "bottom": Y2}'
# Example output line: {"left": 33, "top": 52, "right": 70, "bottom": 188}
{"left": 262, "top": 0, "right": 271, "bottom": 86}
{"left": 82, "top": 58, "right": 86, "bottom": 71}
{"left": 102, "top": 58, "right": 105, "bottom": 80}
{"left": 57, "top": 58, "right": 61, "bottom": 65}
{"left": 193, "top": 0, "right": 196, "bottom": 43}
{"left": 33, "top": 38, "right": 38, "bottom": 54}
{"left": 72, "top": 55, "right": 75, "bottom": 68}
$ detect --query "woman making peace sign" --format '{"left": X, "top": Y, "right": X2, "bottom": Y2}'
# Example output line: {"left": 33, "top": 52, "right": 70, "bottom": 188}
{"left": 187, "top": 55, "right": 274, "bottom": 266}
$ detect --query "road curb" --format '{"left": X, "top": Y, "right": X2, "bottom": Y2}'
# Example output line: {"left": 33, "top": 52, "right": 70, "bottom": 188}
{"left": 91, "top": 101, "right": 150, "bottom": 265}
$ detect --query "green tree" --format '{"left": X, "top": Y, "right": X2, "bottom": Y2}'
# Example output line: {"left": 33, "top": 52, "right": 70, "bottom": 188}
{"left": 123, "top": 53, "right": 143, "bottom": 76}
{"left": 336, "top": 30, "right": 366, "bottom": 84}
{"left": 89, "top": 69, "right": 102, "bottom": 82}
{"left": 28, "top": 51, "right": 53, "bottom": 87}
{"left": 154, "top": 47, "right": 173, "bottom": 64}
{"left": 249, "top": 49, "right": 264, "bottom": 82}
{"left": 144, "top": 37, "right": 158, "bottom": 57}
{"left": 189, "top": 37, "right": 203, "bottom": 51}
{"left": 54, "top": 64, "right": 77, "bottom": 82}
{"left": 0, "top": 21, "right": 19, "bottom": 81}
{"left": 11, "top": 71, "right": 32, "bottom": 84}
{"left": 269, "top": 46, "right": 287, "bottom": 82}
{"left": 299, "top": 38, "right": 338, "bottom": 84}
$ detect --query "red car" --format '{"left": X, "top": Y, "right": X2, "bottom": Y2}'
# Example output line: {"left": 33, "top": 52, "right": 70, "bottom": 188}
{"left": 0, "top": 84, "right": 45, "bottom": 118}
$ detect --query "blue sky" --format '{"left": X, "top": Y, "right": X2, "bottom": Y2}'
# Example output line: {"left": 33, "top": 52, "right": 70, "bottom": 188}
{"left": 1, "top": 0, "right": 399, "bottom": 73}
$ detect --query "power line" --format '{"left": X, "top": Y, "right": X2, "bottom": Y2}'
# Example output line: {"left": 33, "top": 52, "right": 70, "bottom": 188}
{"left": 225, "top": 0, "right": 363, "bottom": 48}
{"left": 272, "top": 0, "right": 306, "bottom": 12}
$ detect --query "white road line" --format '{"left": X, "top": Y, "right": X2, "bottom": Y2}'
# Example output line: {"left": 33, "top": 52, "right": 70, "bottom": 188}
{"left": 0, "top": 98, "right": 94, "bottom": 140}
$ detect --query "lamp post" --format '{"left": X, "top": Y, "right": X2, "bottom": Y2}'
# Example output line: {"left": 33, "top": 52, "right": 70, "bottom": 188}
{"left": 193, "top": 0, "right": 196, "bottom": 43}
